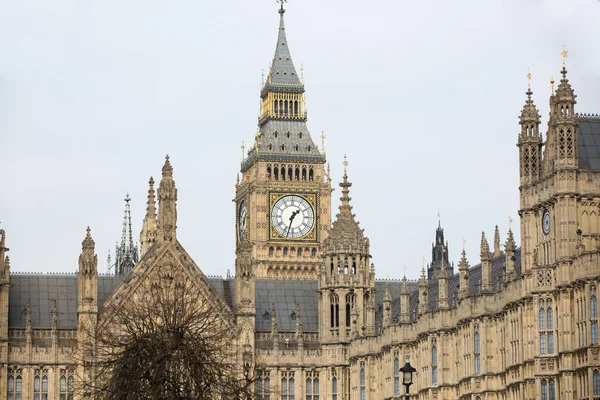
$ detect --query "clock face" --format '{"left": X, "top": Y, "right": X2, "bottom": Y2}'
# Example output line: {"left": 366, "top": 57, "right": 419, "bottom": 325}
{"left": 542, "top": 210, "right": 551, "bottom": 236}
{"left": 271, "top": 195, "right": 315, "bottom": 239}
{"left": 238, "top": 200, "right": 248, "bottom": 241}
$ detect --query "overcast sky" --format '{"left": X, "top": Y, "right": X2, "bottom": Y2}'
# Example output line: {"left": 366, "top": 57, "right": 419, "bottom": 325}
{"left": 1, "top": 0, "right": 599, "bottom": 280}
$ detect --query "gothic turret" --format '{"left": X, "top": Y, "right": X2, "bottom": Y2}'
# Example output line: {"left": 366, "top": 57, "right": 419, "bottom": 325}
{"left": 505, "top": 229, "right": 517, "bottom": 281}
{"left": 140, "top": 177, "right": 157, "bottom": 257}
{"left": 157, "top": 156, "right": 178, "bottom": 243}
{"left": 113, "top": 194, "right": 139, "bottom": 277}
{"left": 438, "top": 266, "right": 449, "bottom": 309}
{"left": 480, "top": 232, "right": 492, "bottom": 293}
{"left": 320, "top": 158, "right": 374, "bottom": 341}
{"left": 78, "top": 227, "right": 98, "bottom": 311}
{"left": 242, "top": 4, "right": 325, "bottom": 172}
{"left": 418, "top": 266, "right": 428, "bottom": 316}
{"left": 400, "top": 276, "right": 410, "bottom": 322}
{"left": 517, "top": 73, "right": 542, "bottom": 186}
{"left": 428, "top": 222, "right": 452, "bottom": 280}
{"left": 543, "top": 55, "right": 578, "bottom": 175}
{"left": 458, "top": 249, "right": 470, "bottom": 301}
{"left": 382, "top": 282, "right": 392, "bottom": 328}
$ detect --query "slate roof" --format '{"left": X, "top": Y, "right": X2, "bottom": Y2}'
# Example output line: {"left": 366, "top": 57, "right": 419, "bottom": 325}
{"left": 265, "top": 8, "right": 301, "bottom": 87}
{"left": 255, "top": 279, "right": 318, "bottom": 332}
{"left": 8, "top": 249, "right": 521, "bottom": 332}
{"left": 578, "top": 114, "right": 600, "bottom": 170}
{"left": 8, "top": 274, "right": 235, "bottom": 328}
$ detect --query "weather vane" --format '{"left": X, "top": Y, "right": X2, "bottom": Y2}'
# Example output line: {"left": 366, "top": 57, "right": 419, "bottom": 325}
{"left": 343, "top": 154, "right": 348, "bottom": 174}
{"left": 321, "top": 131, "right": 326, "bottom": 153}
{"left": 241, "top": 141, "right": 246, "bottom": 161}
{"left": 462, "top": 238, "right": 467, "bottom": 252}
{"left": 561, "top": 46, "right": 568, "bottom": 68}
{"left": 527, "top": 68, "right": 531, "bottom": 90}
{"left": 278, "top": 0, "right": 287, "bottom": 11}
{"left": 403, "top": 265, "right": 407, "bottom": 279}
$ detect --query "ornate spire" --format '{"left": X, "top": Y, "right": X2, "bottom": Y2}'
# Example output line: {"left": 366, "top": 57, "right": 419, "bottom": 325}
{"left": 242, "top": 4, "right": 324, "bottom": 172}
{"left": 458, "top": 248, "right": 470, "bottom": 300}
{"left": 480, "top": 232, "right": 490, "bottom": 259}
{"left": 140, "top": 177, "right": 158, "bottom": 256}
{"left": 506, "top": 229, "right": 516, "bottom": 252}
{"left": 324, "top": 157, "right": 366, "bottom": 252}
{"left": 555, "top": 48, "right": 576, "bottom": 105}
{"left": 79, "top": 227, "right": 97, "bottom": 275}
{"left": 519, "top": 72, "right": 541, "bottom": 137}
{"left": 114, "top": 194, "right": 139, "bottom": 277}
{"left": 267, "top": 1, "right": 301, "bottom": 87}
{"left": 493, "top": 225, "right": 501, "bottom": 257}
{"left": 157, "top": 155, "right": 178, "bottom": 243}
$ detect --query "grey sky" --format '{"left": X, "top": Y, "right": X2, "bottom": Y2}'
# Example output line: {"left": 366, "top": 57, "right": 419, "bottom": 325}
{"left": 1, "top": 0, "right": 599, "bottom": 280}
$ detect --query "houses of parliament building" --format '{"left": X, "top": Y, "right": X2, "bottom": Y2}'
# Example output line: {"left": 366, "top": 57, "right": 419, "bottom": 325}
{"left": 1, "top": 4, "right": 600, "bottom": 400}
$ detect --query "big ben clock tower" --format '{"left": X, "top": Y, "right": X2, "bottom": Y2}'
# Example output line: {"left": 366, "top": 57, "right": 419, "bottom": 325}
{"left": 234, "top": 2, "right": 331, "bottom": 290}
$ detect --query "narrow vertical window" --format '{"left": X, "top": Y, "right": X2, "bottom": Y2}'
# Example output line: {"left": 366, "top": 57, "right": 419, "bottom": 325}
{"left": 594, "top": 370, "right": 600, "bottom": 396}
{"left": 257, "top": 370, "right": 270, "bottom": 400}
{"left": 591, "top": 287, "right": 598, "bottom": 345}
{"left": 360, "top": 363, "right": 366, "bottom": 400}
{"left": 7, "top": 376, "right": 14, "bottom": 400}
{"left": 549, "top": 379, "right": 555, "bottom": 400}
{"left": 432, "top": 339, "right": 438, "bottom": 385}
{"left": 474, "top": 325, "right": 481, "bottom": 374}
{"left": 540, "top": 300, "right": 547, "bottom": 354}
{"left": 541, "top": 379, "right": 548, "bottom": 400}
{"left": 393, "top": 351, "right": 400, "bottom": 396}
{"left": 547, "top": 300, "right": 554, "bottom": 353}
{"left": 306, "top": 372, "right": 319, "bottom": 400}
{"left": 332, "top": 373, "right": 338, "bottom": 400}
{"left": 281, "top": 376, "right": 288, "bottom": 400}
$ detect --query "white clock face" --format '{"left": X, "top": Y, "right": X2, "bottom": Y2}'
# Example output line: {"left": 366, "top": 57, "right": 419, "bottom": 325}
{"left": 271, "top": 195, "right": 315, "bottom": 239}
{"left": 238, "top": 200, "right": 248, "bottom": 241}
{"left": 542, "top": 210, "right": 551, "bottom": 236}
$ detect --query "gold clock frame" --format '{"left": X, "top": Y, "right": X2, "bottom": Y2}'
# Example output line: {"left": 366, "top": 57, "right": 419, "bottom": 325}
{"left": 269, "top": 191, "right": 318, "bottom": 242}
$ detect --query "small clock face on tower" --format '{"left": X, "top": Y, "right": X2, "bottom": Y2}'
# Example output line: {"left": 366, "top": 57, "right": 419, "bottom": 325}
{"left": 542, "top": 210, "right": 551, "bottom": 236}
{"left": 238, "top": 200, "right": 248, "bottom": 241}
{"left": 271, "top": 195, "right": 315, "bottom": 239}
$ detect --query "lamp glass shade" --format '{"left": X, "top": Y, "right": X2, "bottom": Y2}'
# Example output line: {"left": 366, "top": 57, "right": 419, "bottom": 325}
{"left": 402, "top": 370, "right": 412, "bottom": 385}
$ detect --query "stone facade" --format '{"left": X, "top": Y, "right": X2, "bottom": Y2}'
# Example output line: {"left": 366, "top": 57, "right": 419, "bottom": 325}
{"left": 2, "top": 6, "right": 600, "bottom": 400}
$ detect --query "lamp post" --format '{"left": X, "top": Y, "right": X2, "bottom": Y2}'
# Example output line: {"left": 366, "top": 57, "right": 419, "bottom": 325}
{"left": 400, "top": 354, "right": 416, "bottom": 398}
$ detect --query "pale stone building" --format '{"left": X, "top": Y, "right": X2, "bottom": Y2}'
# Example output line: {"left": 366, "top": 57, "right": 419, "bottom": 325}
{"left": 1, "top": 5, "right": 600, "bottom": 400}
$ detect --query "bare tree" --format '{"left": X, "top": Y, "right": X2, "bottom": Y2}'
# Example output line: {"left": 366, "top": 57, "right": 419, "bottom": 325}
{"left": 78, "top": 277, "right": 254, "bottom": 400}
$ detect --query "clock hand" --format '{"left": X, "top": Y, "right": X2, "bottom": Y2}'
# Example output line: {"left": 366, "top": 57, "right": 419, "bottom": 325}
{"left": 286, "top": 209, "right": 301, "bottom": 237}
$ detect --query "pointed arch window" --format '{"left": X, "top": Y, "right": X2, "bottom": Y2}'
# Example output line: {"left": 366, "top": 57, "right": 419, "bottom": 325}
{"left": 281, "top": 144, "right": 286, "bottom": 151}
{"left": 594, "top": 370, "right": 600, "bottom": 395}
{"left": 311, "top": 248, "right": 317, "bottom": 257}
{"left": 257, "top": 370, "right": 270, "bottom": 400}
{"left": 306, "top": 371, "right": 319, "bottom": 400}
{"left": 432, "top": 338, "right": 438, "bottom": 386}
{"left": 360, "top": 362, "right": 366, "bottom": 400}
{"left": 274, "top": 131, "right": 279, "bottom": 138}
{"left": 393, "top": 351, "right": 400, "bottom": 395}
{"left": 7, "top": 370, "right": 22, "bottom": 400}
{"left": 298, "top": 132, "right": 303, "bottom": 139}
{"left": 591, "top": 287, "right": 598, "bottom": 345}
{"left": 309, "top": 168, "right": 314, "bottom": 181}
{"left": 540, "top": 299, "right": 554, "bottom": 353}
{"left": 295, "top": 144, "right": 300, "bottom": 152}
{"left": 332, "top": 370, "right": 338, "bottom": 400}
{"left": 474, "top": 324, "right": 481, "bottom": 374}
{"left": 330, "top": 294, "right": 339, "bottom": 328}
{"left": 541, "top": 378, "right": 555, "bottom": 400}
{"left": 59, "top": 370, "right": 74, "bottom": 400}
{"left": 281, "top": 371, "right": 294, "bottom": 400}
{"left": 33, "top": 372, "right": 48, "bottom": 400}
{"left": 283, "top": 247, "right": 289, "bottom": 256}
{"left": 345, "top": 293, "right": 355, "bottom": 327}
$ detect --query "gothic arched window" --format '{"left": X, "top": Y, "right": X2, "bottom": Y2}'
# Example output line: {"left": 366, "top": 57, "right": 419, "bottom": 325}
{"left": 591, "top": 287, "right": 598, "bottom": 345}
{"left": 474, "top": 324, "right": 481, "bottom": 374}
{"left": 332, "top": 374, "right": 338, "bottom": 400}
{"left": 594, "top": 370, "right": 600, "bottom": 396}
{"left": 360, "top": 362, "right": 366, "bottom": 400}
{"left": 393, "top": 351, "right": 400, "bottom": 396}
{"left": 345, "top": 293, "right": 355, "bottom": 327}
{"left": 330, "top": 294, "right": 339, "bottom": 328}
{"left": 432, "top": 339, "right": 438, "bottom": 386}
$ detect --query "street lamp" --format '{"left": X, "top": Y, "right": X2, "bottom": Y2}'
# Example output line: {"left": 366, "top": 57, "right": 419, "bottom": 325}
{"left": 400, "top": 354, "right": 416, "bottom": 398}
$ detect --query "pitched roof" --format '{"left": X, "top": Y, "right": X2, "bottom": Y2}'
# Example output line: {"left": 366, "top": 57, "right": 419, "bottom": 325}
{"left": 8, "top": 274, "right": 234, "bottom": 328}
{"left": 578, "top": 114, "right": 600, "bottom": 170}
{"left": 265, "top": 8, "right": 301, "bottom": 87}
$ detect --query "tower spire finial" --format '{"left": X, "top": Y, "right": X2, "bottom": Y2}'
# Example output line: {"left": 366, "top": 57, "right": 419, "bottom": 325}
{"left": 279, "top": 0, "right": 287, "bottom": 13}
{"left": 561, "top": 46, "right": 568, "bottom": 68}
{"left": 527, "top": 68, "right": 532, "bottom": 91}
